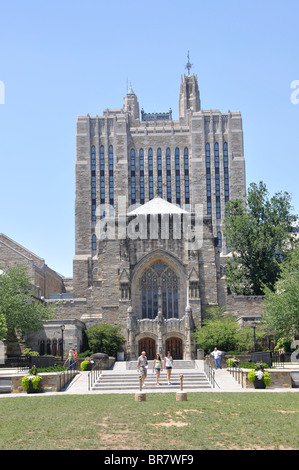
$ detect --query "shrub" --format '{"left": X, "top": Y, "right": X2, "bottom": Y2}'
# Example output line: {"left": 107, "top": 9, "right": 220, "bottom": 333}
{"left": 85, "top": 324, "right": 125, "bottom": 357}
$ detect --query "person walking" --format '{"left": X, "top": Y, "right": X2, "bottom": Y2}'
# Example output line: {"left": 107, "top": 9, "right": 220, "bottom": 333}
{"left": 164, "top": 351, "right": 173, "bottom": 385}
{"left": 153, "top": 353, "right": 163, "bottom": 385}
{"left": 137, "top": 351, "right": 148, "bottom": 387}
{"left": 67, "top": 349, "right": 74, "bottom": 369}
{"left": 211, "top": 347, "right": 222, "bottom": 369}
{"left": 72, "top": 348, "right": 78, "bottom": 369}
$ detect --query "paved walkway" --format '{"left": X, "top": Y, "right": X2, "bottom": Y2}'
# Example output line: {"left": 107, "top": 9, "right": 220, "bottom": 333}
{"left": 0, "top": 361, "right": 298, "bottom": 397}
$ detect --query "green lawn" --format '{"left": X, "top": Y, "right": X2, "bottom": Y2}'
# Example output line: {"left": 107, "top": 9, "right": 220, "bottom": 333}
{"left": 0, "top": 393, "right": 298, "bottom": 450}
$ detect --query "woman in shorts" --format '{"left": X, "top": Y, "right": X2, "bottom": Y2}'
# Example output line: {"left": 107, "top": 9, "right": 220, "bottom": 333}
{"left": 164, "top": 351, "right": 173, "bottom": 385}
{"left": 153, "top": 353, "right": 163, "bottom": 385}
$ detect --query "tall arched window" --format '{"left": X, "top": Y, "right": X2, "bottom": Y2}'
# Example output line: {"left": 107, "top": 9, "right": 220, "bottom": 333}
{"left": 100, "top": 145, "right": 105, "bottom": 205}
{"left": 157, "top": 148, "right": 162, "bottom": 197}
{"left": 223, "top": 142, "right": 229, "bottom": 204}
{"left": 175, "top": 148, "right": 181, "bottom": 205}
{"left": 139, "top": 148, "right": 145, "bottom": 204}
{"left": 148, "top": 148, "right": 153, "bottom": 200}
{"left": 91, "top": 145, "right": 96, "bottom": 222}
{"left": 109, "top": 145, "right": 114, "bottom": 213}
{"left": 205, "top": 143, "right": 211, "bottom": 215}
{"left": 130, "top": 148, "right": 136, "bottom": 205}
{"left": 217, "top": 231, "right": 222, "bottom": 249}
{"left": 166, "top": 148, "right": 171, "bottom": 202}
{"left": 184, "top": 147, "right": 190, "bottom": 205}
{"left": 140, "top": 262, "right": 179, "bottom": 320}
{"left": 92, "top": 234, "right": 97, "bottom": 253}
{"left": 214, "top": 142, "right": 221, "bottom": 219}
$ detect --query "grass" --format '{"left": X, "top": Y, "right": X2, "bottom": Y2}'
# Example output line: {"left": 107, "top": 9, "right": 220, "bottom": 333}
{"left": 0, "top": 393, "right": 298, "bottom": 450}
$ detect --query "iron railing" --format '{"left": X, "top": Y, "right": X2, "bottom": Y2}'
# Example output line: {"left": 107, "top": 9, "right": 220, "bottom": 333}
{"left": 0, "top": 356, "right": 30, "bottom": 371}
{"left": 58, "top": 361, "right": 78, "bottom": 391}
{"left": 88, "top": 359, "right": 106, "bottom": 391}
{"left": 227, "top": 364, "right": 245, "bottom": 388}
{"left": 204, "top": 357, "right": 219, "bottom": 388}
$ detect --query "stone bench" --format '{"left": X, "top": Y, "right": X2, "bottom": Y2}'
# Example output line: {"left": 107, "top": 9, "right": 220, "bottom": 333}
{"left": 0, "top": 377, "right": 12, "bottom": 393}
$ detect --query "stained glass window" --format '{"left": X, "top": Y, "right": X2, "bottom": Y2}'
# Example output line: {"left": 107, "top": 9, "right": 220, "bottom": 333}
{"left": 140, "top": 263, "right": 179, "bottom": 319}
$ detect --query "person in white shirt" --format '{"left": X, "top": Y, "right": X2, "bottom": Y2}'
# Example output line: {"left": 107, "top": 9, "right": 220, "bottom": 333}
{"left": 211, "top": 347, "right": 222, "bottom": 369}
{"left": 137, "top": 351, "right": 148, "bottom": 387}
{"left": 164, "top": 351, "right": 173, "bottom": 385}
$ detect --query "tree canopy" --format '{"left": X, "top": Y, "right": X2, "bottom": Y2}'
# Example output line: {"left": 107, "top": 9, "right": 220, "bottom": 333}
{"left": 85, "top": 324, "right": 125, "bottom": 357}
{"left": 0, "top": 265, "right": 55, "bottom": 340}
{"left": 224, "top": 181, "right": 297, "bottom": 295}
{"left": 262, "top": 246, "right": 299, "bottom": 341}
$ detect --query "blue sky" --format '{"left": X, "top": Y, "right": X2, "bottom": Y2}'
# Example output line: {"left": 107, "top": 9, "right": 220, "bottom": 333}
{"left": 0, "top": 0, "right": 298, "bottom": 277}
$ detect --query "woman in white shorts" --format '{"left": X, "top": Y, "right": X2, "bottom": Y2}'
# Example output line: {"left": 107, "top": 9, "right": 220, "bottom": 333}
{"left": 164, "top": 351, "right": 173, "bottom": 385}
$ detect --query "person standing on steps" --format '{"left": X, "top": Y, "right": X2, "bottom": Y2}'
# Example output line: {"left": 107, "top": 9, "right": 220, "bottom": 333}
{"left": 137, "top": 351, "right": 148, "bottom": 387}
{"left": 153, "top": 353, "right": 163, "bottom": 385}
{"left": 164, "top": 351, "right": 173, "bottom": 385}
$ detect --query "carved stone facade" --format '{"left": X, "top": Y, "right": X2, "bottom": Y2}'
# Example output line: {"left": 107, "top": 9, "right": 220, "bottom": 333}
{"left": 66, "top": 72, "right": 246, "bottom": 359}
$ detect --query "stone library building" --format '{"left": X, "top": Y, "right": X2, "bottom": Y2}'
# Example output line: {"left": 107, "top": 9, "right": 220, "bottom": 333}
{"left": 1, "top": 67, "right": 265, "bottom": 359}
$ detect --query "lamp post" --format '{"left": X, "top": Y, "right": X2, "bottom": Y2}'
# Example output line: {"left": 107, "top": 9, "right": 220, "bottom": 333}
{"left": 60, "top": 324, "right": 65, "bottom": 362}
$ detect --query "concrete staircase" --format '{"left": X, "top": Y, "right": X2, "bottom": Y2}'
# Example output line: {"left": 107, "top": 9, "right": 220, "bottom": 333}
{"left": 126, "top": 360, "right": 195, "bottom": 370}
{"left": 91, "top": 360, "right": 212, "bottom": 392}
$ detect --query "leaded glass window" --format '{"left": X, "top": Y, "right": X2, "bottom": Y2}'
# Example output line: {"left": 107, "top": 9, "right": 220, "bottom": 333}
{"left": 214, "top": 142, "right": 221, "bottom": 219}
{"left": 140, "top": 262, "right": 179, "bottom": 320}
{"left": 223, "top": 142, "right": 229, "bottom": 204}
{"left": 139, "top": 148, "right": 144, "bottom": 204}
{"left": 184, "top": 147, "right": 190, "bottom": 205}
{"left": 130, "top": 148, "right": 136, "bottom": 205}
{"left": 148, "top": 148, "right": 153, "bottom": 200}
{"left": 205, "top": 143, "right": 211, "bottom": 215}
{"left": 100, "top": 145, "right": 105, "bottom": 205}
{"left": 109, "top": 145, "right": 114, "bottom": 214}
{"left": 157, "top": 148, "right": 162, "bottom": 197}
{"left": 166, "top": 148, "right": 171, "bottom": 202}
{"left": 91, "top": 145, "right": 96, "bottom": 222}
{"left": 175, "top": 148, "right": 181, "bottom": 205}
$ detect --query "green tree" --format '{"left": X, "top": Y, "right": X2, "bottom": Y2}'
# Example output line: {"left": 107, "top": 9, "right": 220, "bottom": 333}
{"left": 262, "top": 247, "right": 299, "bottom": 341}
{"left": 193, "top": 305, "right": 267, "bottom": 353}
{"left": 224, "top": 181, "right": 297, "bottom": 295}
{"left": 0, "top": 308, "right": 7, "bottom": 341}
{"left": 85, "top": 324, "right": 125, "bottom": 357}
{"left": 0, "top": 266, "right": 55, "bottom": 340}
{"left": 193, "top": 318, "right": 238, "bottom": 353}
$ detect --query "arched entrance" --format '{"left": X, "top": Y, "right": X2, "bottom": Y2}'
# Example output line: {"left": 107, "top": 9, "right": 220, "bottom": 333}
{"left": 138, "top": 337, "right": 156, "bottom": 360}
{"left": 165, "top": 337, "right": 183, "bottom": 359}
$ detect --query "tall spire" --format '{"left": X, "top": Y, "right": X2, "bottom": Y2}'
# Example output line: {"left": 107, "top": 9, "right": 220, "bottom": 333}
{"left": 185, "top": 51, "right": 193, "bottom": 75}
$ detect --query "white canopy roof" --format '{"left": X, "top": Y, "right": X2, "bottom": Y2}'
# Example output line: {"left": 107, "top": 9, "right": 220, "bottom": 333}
{"left": 128, "top": 196, "right": 188, "bottom": 216}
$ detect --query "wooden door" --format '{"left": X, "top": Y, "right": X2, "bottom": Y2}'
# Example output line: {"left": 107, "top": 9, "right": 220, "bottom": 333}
{"left": 138, "top": 338, "right": 156, "bottom": 360}
{"left": 165, "top": 337, "right": 183, "bottom": 359}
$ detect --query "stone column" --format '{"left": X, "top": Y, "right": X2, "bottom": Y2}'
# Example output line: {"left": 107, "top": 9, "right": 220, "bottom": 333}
{"left": 184, "top": 305, "right": 193, "bottom": 360}
{"left": 126, "top": 306, "right": 137, "bottom": 360}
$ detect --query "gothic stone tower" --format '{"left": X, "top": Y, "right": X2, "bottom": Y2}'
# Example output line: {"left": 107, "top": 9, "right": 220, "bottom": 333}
{"left": 73, "top": 72, "right": 245, "bottom": 359}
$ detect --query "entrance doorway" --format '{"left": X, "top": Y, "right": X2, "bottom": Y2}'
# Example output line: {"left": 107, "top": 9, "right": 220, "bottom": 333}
{"left": 138, "top": 337, "right": 156, "bottom": 360}
{"left": 165, "top": 337, "right": 183, "bottom": 359}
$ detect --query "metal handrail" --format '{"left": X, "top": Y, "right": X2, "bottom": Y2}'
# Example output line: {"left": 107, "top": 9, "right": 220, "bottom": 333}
{"left": 227, "top": 364, "right": 244, "bottom": 388}
{"left": 58, "top": 361, "right": 78, "bottom": 391}
{"left": 88, "top": 360, "right": 105, "bottom": 391}
{"left": 204, "top": 357, "right": 220, "bottom": 388}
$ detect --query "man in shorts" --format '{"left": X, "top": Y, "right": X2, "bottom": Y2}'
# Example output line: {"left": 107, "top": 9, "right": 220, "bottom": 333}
{"left": 137, "top": 351, "right": 148, "bottom": 387}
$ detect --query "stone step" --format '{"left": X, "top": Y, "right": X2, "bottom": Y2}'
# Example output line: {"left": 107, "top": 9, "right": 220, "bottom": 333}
{"left": 92, "top": 371, "right": 211, "bottom": 391}
{"left": 126, "top": 360, "right": 195, "bottom": 370}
